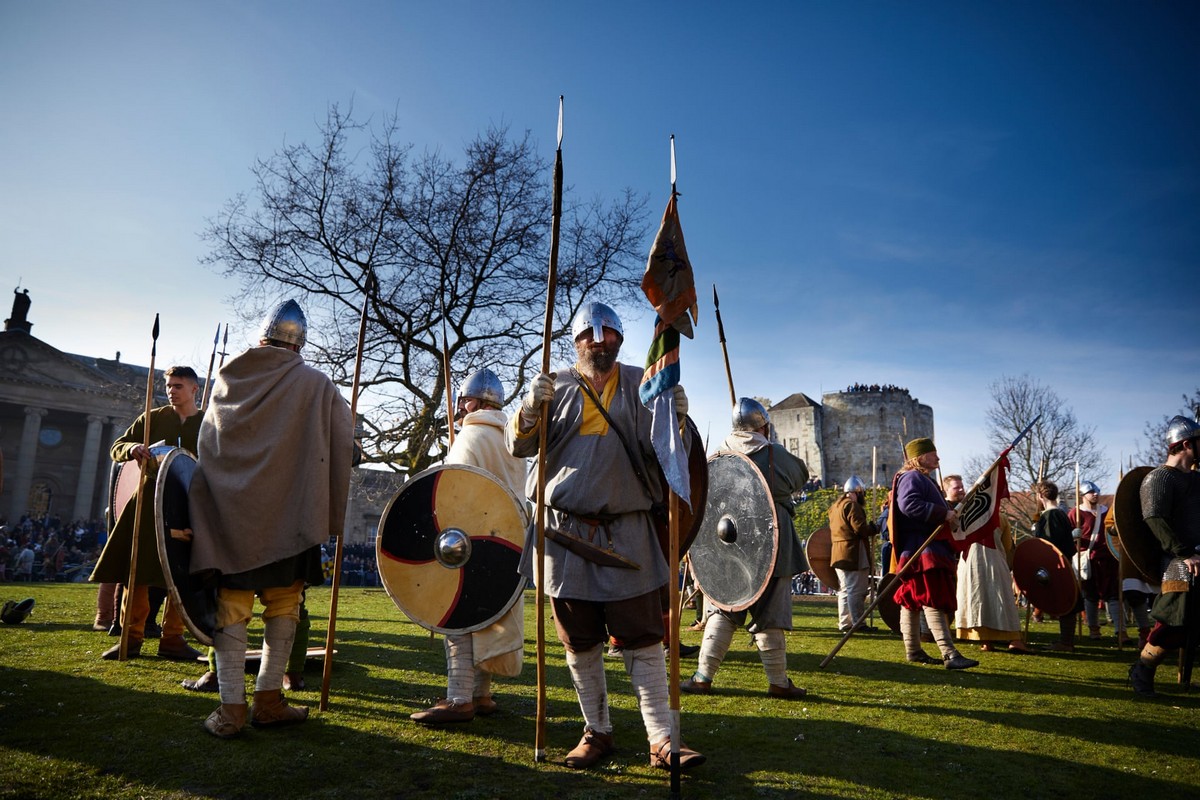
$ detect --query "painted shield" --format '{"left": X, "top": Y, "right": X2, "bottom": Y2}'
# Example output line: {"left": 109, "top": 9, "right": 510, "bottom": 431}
{"left": 805, "top": 526, "right": 839, "bottom": 592}
{"left": 1113, "top": 466, "right": 1161, "bottom": 588}
{"left": 689, "top": 451, "right": 778, "bottom": 612}
{"left": 110, "top": 442, "right": 174, "bottom": 526}
{"left": 1012, "top": 537, "right": 1080, "bottom": 617}
{"left": 653, "top": 416, "right": 709, "bottom": 561}
{"left": 377, "top": 464, "right": 527, "bottom": 635}
{"left": 875, "top": 572, "right": 901, "bottom": 634}
{"left": 154, "top": 448, "right": 216, "bottom": 646}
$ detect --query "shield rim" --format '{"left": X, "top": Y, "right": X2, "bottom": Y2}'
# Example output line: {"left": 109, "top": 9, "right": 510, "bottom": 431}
{"left": 690, "top": 450, "right": 779, "bottom": 613}
{"left": 154, "top": 448, "right": 215, "bottom": 647}
{"left": 376, "top": 462, "right": 529, "bottom": 635}
{"left": 1012, "top": 536, "right": 1080, "bottom": 617}
{"left": 804, "top": 525, "right": 839, "bottom": 591}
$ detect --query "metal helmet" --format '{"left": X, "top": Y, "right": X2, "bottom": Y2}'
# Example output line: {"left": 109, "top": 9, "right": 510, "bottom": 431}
{"left": 570, "top": 301, "right": 623, "bottom": 342}
{"left": 1079, "top": 480, "right": 1100, "bottom": 496}
{"left": 458, "top": 368, "right": 504, "bottom": 408}
{"left": 259, "top": 299, "right": 307, "bottom": 348}
{"left": 1166, "top": 415, "right": 1200, "bottom": 447}
{"left": 731, "top": 397, "right": 770, "bottom": 432}
{"left": 843, "top": 475, "right": 866, "bottom": 494}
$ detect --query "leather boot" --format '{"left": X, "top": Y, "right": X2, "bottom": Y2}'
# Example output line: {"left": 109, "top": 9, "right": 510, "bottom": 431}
{"left": 564, "top": 729, "right": 614, "bottom": 769}
{"left": 650, "top": 738, "right": 706, "bottom": 771}
{"left": 158, "top": 634, "right": 203, "bottom": 662}
{"left": 251, "top": 689, "right": 309, "bottom": 728}
{"left": 205, "top": 703, "right": 247, "bottom": 738}
{"left": 1129, "top": 660, "right": 1158, "bottom": 698}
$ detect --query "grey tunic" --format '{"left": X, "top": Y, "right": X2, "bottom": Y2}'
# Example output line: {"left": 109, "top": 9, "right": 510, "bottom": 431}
{"left": 506, "top": 364, "right": 670, "bottom": 601}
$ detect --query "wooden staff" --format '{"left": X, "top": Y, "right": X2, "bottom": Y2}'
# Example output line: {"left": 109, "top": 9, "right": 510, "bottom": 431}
{"left": 1074, "top": 460, "right": 1083, "bottom": 638}
{"left": 821, "top": 415, "right": 1039, "bottom": 668}
{"left": 119, "top": 314, "right": 159, "bottom": 661}
{"left": 320, "top": 268, "right": 375, "bottom": 711}
{"left": 666, "top": 133, "right": 683, "bottom": 798}
{"left": 200, "top": 323, "right": 221, "bottom": 410}
{"left": 712, "top": 283, "right": 735, "bottom": 407}
{"left": 439, "top": 291, "right": 455, "bottom": 448}
{"left": 533, "top": 96, "right": 563, "bottom": 763}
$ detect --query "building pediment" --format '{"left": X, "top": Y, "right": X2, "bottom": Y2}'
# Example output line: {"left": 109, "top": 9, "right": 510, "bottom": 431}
{"left": 0, "top": 331, "right": 138, "bottom": 414}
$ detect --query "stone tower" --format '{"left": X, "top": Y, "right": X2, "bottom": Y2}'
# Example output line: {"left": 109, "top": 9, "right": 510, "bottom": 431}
{"left": 770, "top": 385, "right": 934, "bottom": 489}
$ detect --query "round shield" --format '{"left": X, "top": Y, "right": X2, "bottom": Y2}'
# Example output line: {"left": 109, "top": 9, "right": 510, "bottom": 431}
{"left": 653, "top": 416, "right": 709, "bottom": 561}
{"left": 689, "top": 451, "right": 779, "bottom": 612}
{"left": 154, "top": 448, "right": 216, "bottom": 646}
{"left": 875, "top": 573, "right": 901, "bottom": 634}
{"left": 1012, "top": 537, "right": 1079, "bottom": 617}
{"left": 1113, "top": 466, "right": 1161, "bottom": 587}
{"left": 110, "top": 443, "right": 173, "bottom": 525}
{"left": 377, "top": 463, "right": 527, "bottom": 635}
{"left": 804, "top": 526, "right": 839, "bottom": 592}
{"left": 1104, "top": 522, "right": 1122, "bottom": 562}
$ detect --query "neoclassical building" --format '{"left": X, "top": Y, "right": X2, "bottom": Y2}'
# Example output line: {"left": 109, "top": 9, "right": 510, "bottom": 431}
{"left": 769, "top": 386, "right": 935, "bottom": 490}
{"left": 0, "top": 289, "right": 401, "bottom": 544}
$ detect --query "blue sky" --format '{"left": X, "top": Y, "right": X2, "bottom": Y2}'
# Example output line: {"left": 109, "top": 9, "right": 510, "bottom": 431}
{"left": 1, "top": 1, "right": 1196, "bottom": 481}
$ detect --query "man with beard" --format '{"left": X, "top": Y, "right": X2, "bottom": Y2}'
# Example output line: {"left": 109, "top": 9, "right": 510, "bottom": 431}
{"left": 411, "top": 368, "right": 527, "bottom": 724}
{"left": 681, "top": 398, "right": 810, "bottom": 698}
{"left": 1129, "top": 416, "right": 1200, "bottom": 698}
{"left": 506, "top": 301, "right": 704, "bottom": 772}
{"left": 188, "top": 300, "right": 353, "bottom": 738}
{"left": 889, "top": 439, "right": 979, "bottom": 670}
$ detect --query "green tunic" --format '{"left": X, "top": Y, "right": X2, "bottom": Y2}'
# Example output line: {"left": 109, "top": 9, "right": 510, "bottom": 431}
{"left": 90, "top": 405, "right": 203, "bottom": 586}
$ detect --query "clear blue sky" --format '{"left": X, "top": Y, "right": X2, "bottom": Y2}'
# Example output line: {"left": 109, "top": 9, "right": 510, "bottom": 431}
{"left": 1, "top": 1, "right": 1196, "bottom": 482}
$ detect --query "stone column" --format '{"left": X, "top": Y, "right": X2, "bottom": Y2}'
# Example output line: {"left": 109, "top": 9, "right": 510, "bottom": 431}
{"left": 10, "top": 406, "right": 47, "bottom": 520}
{"left": 72, "top": 415, "right": 107, "bottom": 521}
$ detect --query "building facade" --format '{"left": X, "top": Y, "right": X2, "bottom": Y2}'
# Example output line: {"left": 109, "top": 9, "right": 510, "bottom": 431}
{"left": 770, "top": 386, "right": 934, "bottom": 490}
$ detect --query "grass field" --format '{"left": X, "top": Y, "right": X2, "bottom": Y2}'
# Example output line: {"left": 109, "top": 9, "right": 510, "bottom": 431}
{"left": 1, "top": 583, "right": 1198, "bottom": 799}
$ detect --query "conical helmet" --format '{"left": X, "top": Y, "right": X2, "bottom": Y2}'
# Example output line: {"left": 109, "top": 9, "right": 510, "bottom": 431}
{"left": 259, "top": 299, "right": 307, "bottom": 348}
{"left": 458, "top": 368, "right": 504, "bottom": 408}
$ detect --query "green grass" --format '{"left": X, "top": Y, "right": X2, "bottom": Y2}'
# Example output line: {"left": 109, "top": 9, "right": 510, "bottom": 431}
{"left": 1, "top": 584, "right": 1198, "bottom": 799}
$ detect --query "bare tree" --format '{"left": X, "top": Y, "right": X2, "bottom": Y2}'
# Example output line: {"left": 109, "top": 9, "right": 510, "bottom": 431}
{"left": 202, "top": 104, "right": 647, "bottom": 474}
{"left": 1136, "top": 388, "right": 1200, "bottom": 466}
{"left": 967, "top": 374, "right": 1107, "bottom": 530}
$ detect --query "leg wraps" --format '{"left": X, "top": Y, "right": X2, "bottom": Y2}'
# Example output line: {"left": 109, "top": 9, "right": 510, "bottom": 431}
{"left": 754, "top": 629, "right": 789, "bottom": 687}
{"left": 623, "top": 644, "right": 671, "bottom": 744}
{"left": 214, "top": 621, "right": 248, "bottom": 705}
{"left": 444, "top": 633, "right": 475, "bottom": 705}
{"left": 1106, "top": 601, "right": 1125, "bottom": 634}
{"left": 923, "top": 607, "right": 957, "bottom": 660}
{"left": 696, "top": 612, "right": 737, "bottom": 682}
{"left": 474, "top": 668, "right": 493, "bottom": 699}
{"left": 256, "top": 615, "right": 297, "bottom": 693}
{"left": 1084, "top": 600, "right": 1099, "bottom": 630}
{"left": 565, "top": 645, "right": 610, "bottom": 734}
{"left": 901, "top": 606, "right": 924, "bottom": 659}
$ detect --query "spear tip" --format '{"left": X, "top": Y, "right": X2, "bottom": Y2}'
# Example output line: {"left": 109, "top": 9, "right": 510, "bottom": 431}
{"left": 151, "top": 314, "right": 160, "bottom": 339}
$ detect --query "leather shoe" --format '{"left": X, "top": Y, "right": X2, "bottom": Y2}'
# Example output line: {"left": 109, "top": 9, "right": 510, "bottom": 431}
{"left": 688, "top": 619, "right": 706, "bottom": 631}
{"left": 182, "top": 670, "right": 219, "bottom": 692}
{"left": 158, "top": 635, "right": 203, "bottom": 662}
{"left": 107, "top": 621, "right": 121, "bottom": 637}
{"left": 668, "top": 643, "right": 700, "bottom": 658}
{"left": 680, "top": 675, "right": 712, "bottom": 694}
{"left": 564, "top": 729, "right": 614, "bottom": 769}
{"left": 1048, "top": 641, "right": 1075, "bottom": 653}
{"left": 767, "top": 678, "right": 807, "bottom": 699}
{"left": 906, "top": 651, "right": 937, "bottom": 664}
{"left": 282, "top": 672, "right": 305, "bottom": 692}
{"left": 410, "top": 699, "right": 474, "bottom": 724}
{"left": 1008, "top": 640, "right": 1033, "bottom": 654}
{"left": 650, "top": 739, "right": 706, "bottom": 771}
{"left": 473, "top": 695, "right": 498, "bottom": 716}
{"left": 93, "top": 619, "right": 112, "bottom": 632}
{"left": 944, "top": 653, "right": 980, "bottom": 670}
{"left": 144, "top": 621, "right": 162, "bottom": 639}
{"left": 102, "top": 641, "right": 141, "bottom": 660}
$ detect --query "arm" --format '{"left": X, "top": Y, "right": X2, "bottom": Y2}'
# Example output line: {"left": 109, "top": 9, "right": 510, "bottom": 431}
{"left": 896, "top": 472, "right": 949, "bottom": 525}
{"left": 109, "top": 412, "right": 150, "bottom": 464}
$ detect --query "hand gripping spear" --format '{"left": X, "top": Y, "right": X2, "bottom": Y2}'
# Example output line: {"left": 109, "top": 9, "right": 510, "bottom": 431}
{"left": 819, "top": 414, "right": 1041, "bottom": 668}
{"left": 320, "top": 268, "right": 375, "bottom": 711}
{"left": 119, "top": 314, "right": 159, "bottom": 661}
{"left": 533, "top": 96, "right": 563, "bottom": 763}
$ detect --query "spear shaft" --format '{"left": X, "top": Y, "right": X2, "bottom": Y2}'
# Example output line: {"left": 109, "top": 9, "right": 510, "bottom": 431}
{"left": 119, "top": 314, "right": 159, "bottom": 661}
{"left": 200, "top": 324, "right": 221, "bottom": 410}
{"left": 712, "top": 284, "right": 736, "bottom": 407}
{"left": 320, "top": 269, "right": 374, "bottom": 710}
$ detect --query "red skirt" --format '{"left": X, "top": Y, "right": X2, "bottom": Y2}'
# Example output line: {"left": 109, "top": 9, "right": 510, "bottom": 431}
{"left": 893, "top": 551, "right": 957, "bottom": 612}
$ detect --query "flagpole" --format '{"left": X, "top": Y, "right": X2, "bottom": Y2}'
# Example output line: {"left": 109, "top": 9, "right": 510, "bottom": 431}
{"left": 820, "top": 415, "right": 1039, "bottom": 668}
{"left": 119, "top": 314, "right": 159, "bottom": 662}
{"left": 533, "top": 96, "right": 563, "bottom": 764}
{"left": 319, "top": 268, "right": 374, "bottom": 711}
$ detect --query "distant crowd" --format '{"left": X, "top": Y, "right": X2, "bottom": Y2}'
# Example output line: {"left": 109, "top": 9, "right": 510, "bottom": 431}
{"left": 845, "top": 383, "right": 908, "bottom": 394}
{"left": 0, "top": 514, "right": 107, "bottom": 583}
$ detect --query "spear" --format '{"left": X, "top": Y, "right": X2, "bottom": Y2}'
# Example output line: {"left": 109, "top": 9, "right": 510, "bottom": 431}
{"left": 119, "top": 314, "right": 159, "bottom": 661}
{"left": 200, "top": 324, "right": 221, "bottom": 410}
{"left": 532, "top": 96, "right": 563, "bottom": 763}
{"left": 320, "top": 268, "right": 375, "bottom": 711}
{"left": 665, "top": 133, "right": 683, "bottom": 798}
{"left": 439, "top": 293, "right": 455, "bottom": 448}
{"left": 712, "top": 284, "right": 736, "bottom": 408}
{"left": 821, "top": 414, "right": 1041, "bottom": 668}
{"left": 217, "top": 323, "right": 229, "bottom": 370}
